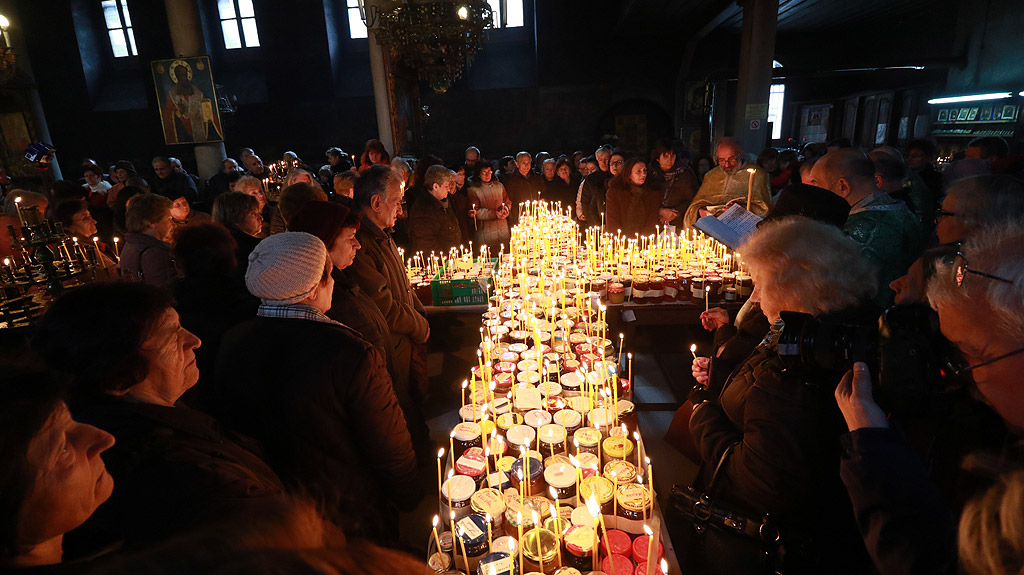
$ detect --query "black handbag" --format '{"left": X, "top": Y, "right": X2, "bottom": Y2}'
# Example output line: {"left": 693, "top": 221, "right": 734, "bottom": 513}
{"left": 667, "top": 443, "right": 785, "bottom": 575}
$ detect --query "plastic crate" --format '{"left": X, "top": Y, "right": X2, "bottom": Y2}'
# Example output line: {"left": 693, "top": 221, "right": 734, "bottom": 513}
{"left": 430, "top": 259, "right": 497, "bottom": 306}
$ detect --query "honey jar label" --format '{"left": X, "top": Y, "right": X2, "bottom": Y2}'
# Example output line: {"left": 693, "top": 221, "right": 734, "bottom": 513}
{"left": 482, "top": 555, "right": 513, "bottom": 575}
{"left": 564, "top": 525, "right": 597, "bottom": 553}
{"left": 457, "top": 516, "right": 485, "bottom": 541}
{"left": 616, "top": 484, "right": 652, "bottom": 510}
{"left": 574, "top": 427, "right": 601, "bottom": 446}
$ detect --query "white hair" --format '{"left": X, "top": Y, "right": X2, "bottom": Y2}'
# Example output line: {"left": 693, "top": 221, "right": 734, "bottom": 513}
{"left": 928, "top": 221, "right": 1024, "bottom": 343}
{"left": 959, "top": 470, "right": 1024, "bottom": 575}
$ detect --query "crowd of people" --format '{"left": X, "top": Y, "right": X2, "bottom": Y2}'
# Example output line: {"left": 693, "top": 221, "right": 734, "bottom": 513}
{"left": 0, "top": 132, "right": 1022, "bottom": 574}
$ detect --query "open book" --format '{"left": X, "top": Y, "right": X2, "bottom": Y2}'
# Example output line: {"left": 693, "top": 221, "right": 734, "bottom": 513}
{"left": 694, "top": 203, "right": 764, "bottom": 249}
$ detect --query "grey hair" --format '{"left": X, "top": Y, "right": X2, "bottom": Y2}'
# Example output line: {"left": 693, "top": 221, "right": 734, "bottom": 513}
{"left": 928, "top": 221, "right": 1024, "bottom": 344}
{"left": 959, "top": 470, "right": 1024, "bottom": 575}
{"left": 515, "top": 151, "right": 531, "bottom": 161}
{"left": 595, "top": 147, "right": 612, "bottom": 159}
{"left": 235, "top": 175, "right": 262, "bottom": 194}
{"left": 740, "top": 216, "right": 877, "bottom": 316}
{"left": 949, "top": 175, "right": 1024, "bottom": 234}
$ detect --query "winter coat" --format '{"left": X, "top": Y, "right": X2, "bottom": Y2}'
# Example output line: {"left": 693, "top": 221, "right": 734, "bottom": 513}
{"left": 689, "top": 313, "right": 874, "bottom": 573}
{"left": 228, "top": 225, "right": 262, "bottom": 288}
{"left": 544, "top": 177, "right": 578, "bottom": 211}
{"left": 327, "top": 268, "right": 395, "bottom": 379}
{"left": 578, "top": 170, "right": 611, "bottom": 226}
{"left": 605, "top": 179, "right": 661, "bottom": 237}
{"left": 467, "top": 179, "right": 511, "bottom": 251}
{"left": 408, "top": 192, "right": 463, "bottom": 256}
{"left": 64, "top": 396, "right": 285, "bottom": 554}
{"left": 214, "top": 316, "right": 420, "bottom": 537}
{"left": 646, "top": 161, "right": 699, "bottom": 228}
{"left": 119, "top": 232, "right": 177, "bottom": 287}
{"left": 501, "top": 170, "right": 544, "bottom": 226}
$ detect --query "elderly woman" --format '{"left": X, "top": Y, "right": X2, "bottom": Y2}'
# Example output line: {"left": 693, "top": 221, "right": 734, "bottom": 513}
{"left": 289, "top": 201, "right": 394, "bottom": 379}
{"left": 119, "top": 193, "right": 177, "bottom": 287}
{"left": 213, "top": 191, "right": 263, "bottom": 283}
{"left": 31, "top": 282, "right": 285, "bottom": 553}
{"left": 0, "top": 368, "right": 115, "bottom": 569}
{"left": 50, "top": 198, "right": 117, "bottom": 271}
{"left": 467, "top": 161, "right": 511, "bottom": 254}
{"left": 833, "top": 222, "right": 1024, "bottom": 574}
{"left": 215, "top": 232, "right": 419, "bottom": 538}
{"left": 234, "top": 175, "right": 270, "bottom": 237}
{"left": 686, "top": 216, "right": 877, "bottom": 573}
{"left": 605, "top": 157, "right": 660, "bottom": 236}
{"left": 935, "top": 174, "right": 1024, "bottom": 244}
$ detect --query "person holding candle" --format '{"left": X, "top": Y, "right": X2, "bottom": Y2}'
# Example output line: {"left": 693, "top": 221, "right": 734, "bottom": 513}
{"left": 606, "top": 157, "right": 661, "bottom": 237}
{"left": 682, "top": 138, "right": 772, "bottom": 229}
{"left": 467, "top": 161, "right": 511, "bottom": 257}
{"left": 51, "top": 199, "right": 118, "bottom": 271}
{"left": 686, "top": 216, "right": 878, "bottom": 573}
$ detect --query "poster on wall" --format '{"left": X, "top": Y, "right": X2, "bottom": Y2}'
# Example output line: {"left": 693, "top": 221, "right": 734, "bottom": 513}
{"left": 151, "top": 56, "right": 225, "bottom": 145}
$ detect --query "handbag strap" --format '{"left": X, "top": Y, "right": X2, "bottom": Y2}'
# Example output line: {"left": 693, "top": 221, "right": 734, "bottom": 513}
{"left": 704, "top": 441, "right": 739, "bottom": 498}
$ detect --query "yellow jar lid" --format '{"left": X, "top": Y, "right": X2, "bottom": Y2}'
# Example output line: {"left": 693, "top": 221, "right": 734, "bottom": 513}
{"left": 574, "top": 427, "right": 601, "bottom": 447}
{"left": 602, "top": 436, "right": 634, "bottom": 459}
{"left": 471, "top": 488, "right": 506, "bottom": 516}
{"left": 615, "top": 483, "right": 652, "bottom": 512}
{"left": 603, "top": 459, "right": 637, "bottom": 485}
{"left": 522, "top": 528, "right": 559, "bottom": 562}
{"left": 496, "top": 455, "right": 518, "bottom": 473}
{"left": 480, "top": 419, "right": 496, "bottom": 437}
{"left": 579, "top": 475, "right": 614, "bottom": 504}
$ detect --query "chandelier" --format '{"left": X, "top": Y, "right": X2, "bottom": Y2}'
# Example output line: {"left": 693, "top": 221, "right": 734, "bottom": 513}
{"left": 0, "top": 14, "right": 15, "bottom": 85}
{"left": 367, "top": 1, "right": 493, "bottom": 93}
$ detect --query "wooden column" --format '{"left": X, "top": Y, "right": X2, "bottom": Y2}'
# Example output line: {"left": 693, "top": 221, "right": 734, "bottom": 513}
{"left": 732, "top": 0, "right": 778, "bottom": 154}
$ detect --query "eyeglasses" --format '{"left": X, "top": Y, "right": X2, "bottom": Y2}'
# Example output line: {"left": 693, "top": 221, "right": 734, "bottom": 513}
{"left": 951, "top": 249, "right": 1014, "bottom": 287}
{"left": 610, "top": 160, "right": 625, "bottom": 167}
{"left": 945, "top": 346, "right": 1024, "bottom": 377}
{"left": 934, "top": 208, "right": 956, "bottom": 223}
{"left": 716, "top": 155, "right": 739, "bottom": 164}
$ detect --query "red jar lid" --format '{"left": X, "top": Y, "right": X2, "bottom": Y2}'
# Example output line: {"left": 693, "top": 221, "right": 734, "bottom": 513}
{"left": 564, "top": 359, "right": 581, "bottom": 371}
{"left": 601, "top": 529, "right": 632, "bottom": 557}
{"left": 631, "top": 535, "right": 664, "bottom": 564}
{"left": 496, "top": 361, "right": 516, "bottom": 373}
{"left": 456, "top": 447, "right": 487, "bottom": 477}
{"left": 602, "top": 553, "right": 633, "bottom": 575}
{"left": 634, "top": 561, "right": 666, "bottom": 575}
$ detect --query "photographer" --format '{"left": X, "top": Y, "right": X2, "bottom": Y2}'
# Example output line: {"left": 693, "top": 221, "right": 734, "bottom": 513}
{"left": 836, "top": 222, "right": 1024, "bottom": 575}
{"left": 687, "top": 216, "right": 878, "bottom": 573}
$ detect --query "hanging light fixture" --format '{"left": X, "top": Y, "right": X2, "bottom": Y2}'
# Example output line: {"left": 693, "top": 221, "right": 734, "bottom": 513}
{"left": 363, "top": 1, "right": 493, "bottom": 94}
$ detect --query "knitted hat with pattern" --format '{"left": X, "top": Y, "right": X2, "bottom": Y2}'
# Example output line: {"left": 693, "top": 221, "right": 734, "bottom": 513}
{"left": 245, "top": 232, "right": 327, "bottom": 304}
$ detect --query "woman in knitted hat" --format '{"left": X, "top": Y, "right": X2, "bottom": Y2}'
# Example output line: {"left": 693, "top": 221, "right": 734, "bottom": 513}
{"left": 287, "top": 201, "right": 394, "bottom": 380}
{"left": 214, "top": 232, "right": 419, "bottom": 540}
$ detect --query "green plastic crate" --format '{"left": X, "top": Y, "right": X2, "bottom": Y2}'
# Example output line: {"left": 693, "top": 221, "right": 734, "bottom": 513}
{"left": 430, "top": 258, "right": 497, "bottom": 306}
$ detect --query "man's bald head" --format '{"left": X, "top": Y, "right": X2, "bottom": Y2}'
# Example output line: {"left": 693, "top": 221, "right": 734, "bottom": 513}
{"left": 811, "top": 148, "right": 877, "bottom": 206}
{"left": 715, "top": 138, "right": 743, "bottom": 175}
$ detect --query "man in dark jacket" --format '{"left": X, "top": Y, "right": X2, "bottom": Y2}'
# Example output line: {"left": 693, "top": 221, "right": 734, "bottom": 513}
{"left": 216, "top": 232, "right": 419, "bottom": 539}
{"left": 349, "top": 165, "right": 433, "bottom": 461}
{"left": 578, "top": 147, "right": 613, "bottom": 226}
{"left": 151, "top": 156, "right": 198, "bottom": 204}
{"left": 501, "top": 151, "right": 544, "bottom": 226}
{"left": 409, "top": 165, "right": 462, "bottom": 255}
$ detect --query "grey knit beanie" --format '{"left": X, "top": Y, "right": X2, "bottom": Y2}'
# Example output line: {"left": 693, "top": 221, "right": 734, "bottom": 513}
{"left": 245, "top": 232, "right": 328, "bottom": 304}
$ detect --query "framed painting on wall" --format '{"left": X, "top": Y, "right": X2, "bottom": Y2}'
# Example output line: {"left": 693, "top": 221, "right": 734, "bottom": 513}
{"left": 938, "top": 109, "right": 949, "bottom": 122}
{"left": 151, "top": 56, "right": 225, "bottom": 145}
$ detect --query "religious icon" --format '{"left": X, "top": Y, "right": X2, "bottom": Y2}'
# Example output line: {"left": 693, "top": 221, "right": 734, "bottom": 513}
{"left": 937, "top": 109, "right": 949, "bottom": 122}
{"left": 980, "top": 107, "right": 992, "bottom": 121}
{"left": 1002, "top": 105, "right": 1018, "bottom": 121}
{"left": 967, "top": 108, "right": 979, "bottom": 121}
{"left": 151, "top": 56, "right": 225, "bottom": 145}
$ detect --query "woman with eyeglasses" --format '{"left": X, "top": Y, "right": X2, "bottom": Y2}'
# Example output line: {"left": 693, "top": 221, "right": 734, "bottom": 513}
{"left": 834, "top": 222, "right": 1024, "bottom": 575}
{"left": 934, "top": 174, "right": 1024, "bottom": 245}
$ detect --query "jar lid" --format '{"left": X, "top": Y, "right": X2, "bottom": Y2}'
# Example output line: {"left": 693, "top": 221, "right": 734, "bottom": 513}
{"left": 564, "top": 525, "right": 597, "bottom": 555}
{"left": 486, "top": 469, "right": 511, "bottom": 490}
{"left": 477, "top": 552, "right": 515, "bottom": 575}
{"left": 521, "top": 528, "right": 559, "bottom": 562}
{"left": 471, "top": 488, "right": 507, "bottom": 517}
{"left": 524, "top": 409, "right": 552, "bottom": 428}
{"left": 577, "top": 452, "right": 600, "bottom": 471}
{"left": 537, "top": 380, "right": 562, "bottom": 398}
{"left": 544, "top": 515, "right": 571, "bottom": 537}
{"left": 616, "top": 483, "right": 652, "bottom": 512}
{"left": 569, "top": 505, "right": 598, "bottom": 528}
{"left": 456, "top": 447, "right": 487, "bottom": 477}
{"left": 568, "top": 333, "right": 589, "bottom": 345}
{"left": 580, "top": 352, "right": 603, "bottom": 365}
{"left": 566, "top": 396, "right": 589, "bottom": 413}
{"left": 442, "top": 474, "right": 477, "bottom": 502}
{"left": 616, "top": 400, "right": 635, "bottom": 417}
{"left": 588, "top": 407, "right": 614, "bottom": 428}
{"left": 553, "top": 409, "right": 582, "bottom": 428}
{"left": 497, "top": 412, "right": 524, "bottom": 430}
{"left": 491, "top": 536, "right": 518, "bottom": 558}
{"left": 506, "top": 424, "right": 537, "bottom": 448}
{"left": 508, "top": 343, "right": 528, "bottom": 353}
{"left": 509, "top": 457, "right": 544, "bottom": 481}
{"left": 574, "top": 427, "right": 602, "bottom": 447}
{"left": 456, "top": 513, "right": 489, "bottom": 547}
{"left": 543, "top": 461, "right": 576, "bottom": 489}
{"left": 631, "top": 535, "right": 664, "bottom": 563}
{"left": 543, "top": 453, "right": 572, "bottom": 469}
{"left": 496, "top": 361, "right": 517, "bottom": 374}
{"left": 602, "top": 529, "right": 632, "bottom": 556}
{"left": 504, "top": 501, "right": 540, "bottom": 528}
{"left": 500, "top": 351, "right": 520, "bottom": 363}
{"left": 538, "top": 423, "right": 566, "bottom": 445}
{"left": 517, "top": 359, "right": 539, "bottom": 373}
{"left": 603, "top": 554, "right": 633, "bottom": 575}
{"left": 459, "top": 404, "right": 483, "bottom": 422}
{"left": 579, "top": 475, "right": 614, "bottom": 503}
{"left": 559, "top": 372, "right": 583, "bottom": 390}
{"left": 517, "top": 371, "right": 541, "bottom": 385}
{"left": 496, "top": 455, "right": 518, "bottom": 473}
{"left": 603, "top": 460, "right": 637, "bottom": 484}
{"left": 602, "top": 436, "right": 634, "bottom": 459}
{"left": 453, "top": 421, "right": 482, "bottom": 442}
{"left": 543, "top": 352, "right": 561, "bottom": 365}
{"left": 494, "top": 372, "right": 515, "bottom": 388}
{"left": 634, "top": 562, "right": 667, "bottom": 575}
{"left": 428, "top": 551, "right": 452, "bottom": 572}
{"left": 563, "top": 359, "right": 581, "bottom": 371}
{"left": 514, "top": 387, "right": 543, "bottom": 412}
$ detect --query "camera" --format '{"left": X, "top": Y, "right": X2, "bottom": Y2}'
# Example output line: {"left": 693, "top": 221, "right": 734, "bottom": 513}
{"left": 776, "top": 303, "right": 964, "bottom": 403}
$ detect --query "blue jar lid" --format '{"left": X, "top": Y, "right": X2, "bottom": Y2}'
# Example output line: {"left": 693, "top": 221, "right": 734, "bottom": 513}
{"left": 457, "top": 513, "right": 489, "bottom": 548}
{"left": 478, "top": 551, "right": 518, "bottom": 575}
{"left": 510, "top": 457, "right": 544, "bottom": 480}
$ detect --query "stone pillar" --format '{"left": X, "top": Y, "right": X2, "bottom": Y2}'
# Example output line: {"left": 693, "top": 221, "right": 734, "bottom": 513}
{"left": 364, "top": 0, "right": 395, "bottom": 157}
{"left": 732, "top": 0, "right": 778, "bottom": 155}
{"left": 164, "top": 0, "right": 226, "bottom": 180}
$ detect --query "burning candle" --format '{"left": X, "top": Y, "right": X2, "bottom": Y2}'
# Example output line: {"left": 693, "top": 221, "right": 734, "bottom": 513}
{"left": 13, "top": 197, "right": 24, "bottom": 226}
{"left": 746, "top": 167, "right": 756, "bottom": 211}
{"left": 431, "top": 515, "right": 443, "bottom": 560}
{"left": 690, "top": 343, "right": 698, "bottom": 359}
